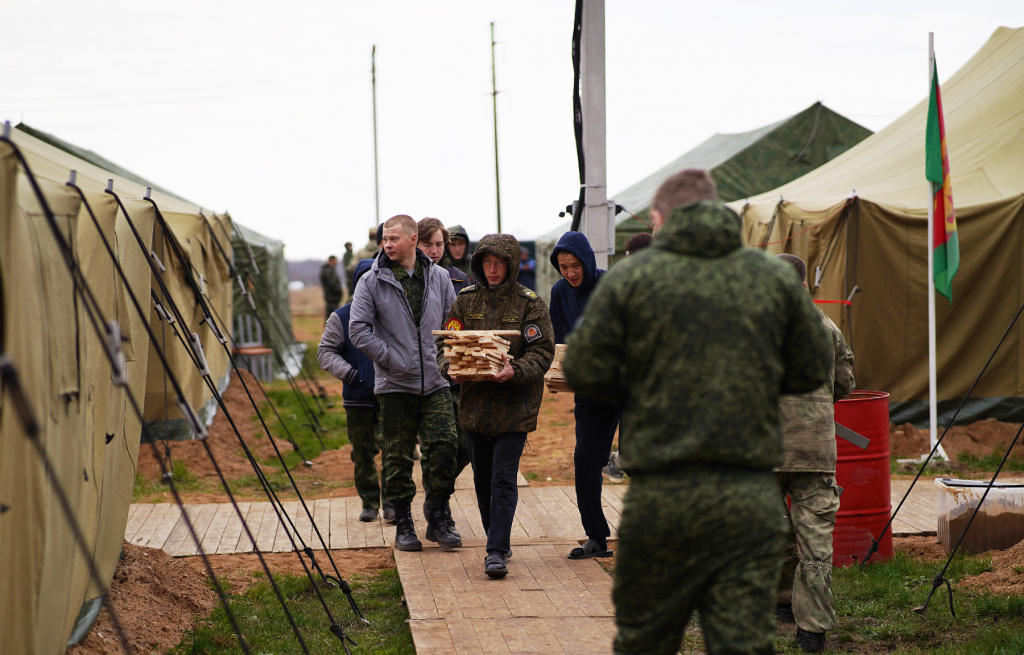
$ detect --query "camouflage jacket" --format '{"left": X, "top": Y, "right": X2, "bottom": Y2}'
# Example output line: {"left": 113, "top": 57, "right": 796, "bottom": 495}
{"left": 562, "top": 201, "right": 832, "bottom": 474}
{"left": 777, "top": 309, "right": 855, "bottom": 473}
{"left": 437, "top": 233, "right": 555, "bottom": 436}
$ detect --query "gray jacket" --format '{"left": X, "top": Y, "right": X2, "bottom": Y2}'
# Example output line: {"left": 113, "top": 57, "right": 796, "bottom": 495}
{"left": 350, "top": 249, "right": 456, "bottom": 396}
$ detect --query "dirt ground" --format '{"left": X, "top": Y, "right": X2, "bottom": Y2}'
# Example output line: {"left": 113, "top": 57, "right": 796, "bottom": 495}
{"left": 87, "top": 286, "right": 1024, "bottom": 653}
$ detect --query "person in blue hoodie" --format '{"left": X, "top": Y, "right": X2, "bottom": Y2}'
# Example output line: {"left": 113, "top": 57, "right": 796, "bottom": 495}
{"left": 549, "top": 231, "right": 621, "bottom": 559}
{"left": 317, "top": 259, "right": 394, "bottom": 523}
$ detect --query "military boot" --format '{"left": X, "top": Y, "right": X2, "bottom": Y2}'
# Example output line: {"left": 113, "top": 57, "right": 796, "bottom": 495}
{"left": 796, "top": 627, "right": 825, "bottom": 653}
{"left": 423, "top": 498, "right": 461, "bottom": 540}
{"left": 393, "top": 503, "right": 422, "bottom": 552}
{"left": 424, "top": 497, "right": 462, "bottom": 549}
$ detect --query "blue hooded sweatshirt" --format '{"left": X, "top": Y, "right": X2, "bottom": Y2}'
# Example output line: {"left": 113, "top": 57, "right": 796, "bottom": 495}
{"left": 549, "top": 231, "right": 605, "bottom": 344}
{"left": 330, "top": 259, "right": 377, "bottom": 407}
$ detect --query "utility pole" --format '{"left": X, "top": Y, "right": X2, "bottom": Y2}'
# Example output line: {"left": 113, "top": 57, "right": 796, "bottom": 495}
{"left": 491, "top": 22, "right": 502, "bottom": 233}
{"left": 580, "top": 0, "right": 610, "bottom": 267}
{"left": 372, "top": 45, "right": 381, "bottom": 226}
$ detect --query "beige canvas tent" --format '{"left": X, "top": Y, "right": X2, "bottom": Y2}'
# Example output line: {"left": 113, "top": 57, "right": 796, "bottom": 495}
{"left": 731, "top": 26, "right": 1024, "bottom": 424}
{"left": 0, "top": 124, "right": 234, "bottom": 654}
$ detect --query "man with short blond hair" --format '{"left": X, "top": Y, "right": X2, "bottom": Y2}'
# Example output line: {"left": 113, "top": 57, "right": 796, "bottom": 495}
{"left": 351, "top": 214, "right": 461, "bottom": 552}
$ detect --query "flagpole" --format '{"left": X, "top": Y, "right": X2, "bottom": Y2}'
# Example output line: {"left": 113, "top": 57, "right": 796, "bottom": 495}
{"left": 927, "top": 32, "right": 949, "bottom": 461}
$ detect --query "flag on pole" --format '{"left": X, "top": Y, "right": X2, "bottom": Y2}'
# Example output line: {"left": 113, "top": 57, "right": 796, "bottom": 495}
{"left": 925, "top": 57, "right": 958, "bottom": 301}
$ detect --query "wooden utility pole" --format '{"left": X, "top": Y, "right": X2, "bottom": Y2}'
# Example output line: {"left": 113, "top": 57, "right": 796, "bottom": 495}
{"left": 491, "top": 22, "right": 502, "bottom": 233}
{"left": 372, "top": 45, "right": 381, "bottom": 226}
{"left": 580, "top": 0, "right": 610, "bottom": 267}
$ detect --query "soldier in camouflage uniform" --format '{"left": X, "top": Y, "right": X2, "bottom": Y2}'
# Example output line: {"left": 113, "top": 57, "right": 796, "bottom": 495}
{"left": 350, "top": 214, "right": 462, "bottom": 552}
{"left": 563, "top": 169, "right": 832, "bottom": 655}
{"left": 774, "top": 254, "right": 855, "bottom": 653}
{"left": 437, "top": 233, "right": 554, "bottom": 577}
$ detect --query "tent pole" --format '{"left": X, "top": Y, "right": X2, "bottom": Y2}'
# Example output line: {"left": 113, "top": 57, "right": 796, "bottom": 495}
{"left": 491, "top": 22, "right": 502, "bottom": 233}
{"left": 580, "top": 0, "right": 610, "bottom": 268}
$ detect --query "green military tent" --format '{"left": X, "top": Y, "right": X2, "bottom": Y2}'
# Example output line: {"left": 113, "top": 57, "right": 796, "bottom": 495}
{"left": 536, "top": 102, "right": 871, "bottom": 296}
{"left": 730, "top": 26, "right": 1024, "bottom": 425}
{"left": 0, "top": 123, "right": 236, "bottom": 654}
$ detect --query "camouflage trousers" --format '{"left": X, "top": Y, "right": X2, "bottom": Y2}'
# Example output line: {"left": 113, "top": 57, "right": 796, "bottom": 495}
{"left": 377, "top": 388, "right": 457, "bottom": 505}
{"left": 613, "top": 467, "right": 786, "bottom": 655}
{"left": 345, "top": 406, "right": 382, "bottom": 510}
{"left": 775, "top": 471, "right": 842, "bottom": 633}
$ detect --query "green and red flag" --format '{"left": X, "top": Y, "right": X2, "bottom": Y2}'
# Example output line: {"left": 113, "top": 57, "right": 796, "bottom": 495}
{"left": 925, "top": 57, "right": 958, "bottom": 301}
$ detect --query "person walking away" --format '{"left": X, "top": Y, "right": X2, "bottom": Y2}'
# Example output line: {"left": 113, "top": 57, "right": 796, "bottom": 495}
{"left": 447, "top": 225, "right": 475, "bottom": 284}
{"left": 774, "top": 253, "right": 855, "bottom": 653}
{"left": 438, "top": 233, "right": 554, "bottom": 577}
{"left": 563, "top": 169, "right": 832, "bottom": 655}
{"left": 549, "top": 230, "right": 619, "bottom": 560}
{"left": 317, "top": 259, "right": 395, "bottom": 523}
{"left": 602, "top": 231, "right": 654, "bottom": 481}
{"left": 418, "top": 217, "right": 471, "bottom": 536}
{"left": 342, "top": 241, "right": 356, "bottom": 279}
{"left": 350, "top": 214, "right": 461, "bottom": 551}
{"left": 320, "top": 255, "right": 343, "bottom": 323}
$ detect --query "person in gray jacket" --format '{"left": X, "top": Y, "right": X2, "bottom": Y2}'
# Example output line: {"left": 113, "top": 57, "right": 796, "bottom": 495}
{"left": 350, "top": 214, "right": 462, "bottom": 552}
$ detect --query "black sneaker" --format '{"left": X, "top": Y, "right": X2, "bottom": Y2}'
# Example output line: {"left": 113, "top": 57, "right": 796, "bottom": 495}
{"left": 796, "top": 627, "right": 825, "bottom": 653}
{"left": 776, "top": 602, "right": 795, "bottom": 623}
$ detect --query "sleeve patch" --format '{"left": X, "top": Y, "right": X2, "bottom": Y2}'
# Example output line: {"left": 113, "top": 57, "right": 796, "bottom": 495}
{"left": 444, "top": 318, "right": 464, "bottom": 331}
{"left": 520, "top": 287, "right": 538, "bottom": 299}
{"left": 459, "top": 285, "right": 478, "bottom": 294}
{"left": 524, "top": 324, "right": 542, "bottom": 342}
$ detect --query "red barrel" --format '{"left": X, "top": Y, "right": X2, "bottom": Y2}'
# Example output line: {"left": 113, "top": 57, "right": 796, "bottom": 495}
{"left": 832, "top": 390, "right": 892, "bottom": 566}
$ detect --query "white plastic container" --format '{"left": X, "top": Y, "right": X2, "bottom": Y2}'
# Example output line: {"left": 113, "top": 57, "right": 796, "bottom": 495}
{"left": 935, "top": 478, "right": 1024, "bottom": 554}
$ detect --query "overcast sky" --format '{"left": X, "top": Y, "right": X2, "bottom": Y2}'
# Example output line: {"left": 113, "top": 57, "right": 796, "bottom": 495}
{"left": 3, "top": 1, "right": 1023, "bottom": 259}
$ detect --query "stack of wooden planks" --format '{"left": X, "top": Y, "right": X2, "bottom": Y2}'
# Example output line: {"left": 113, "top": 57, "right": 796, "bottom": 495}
{"left": 433, "top": 330, "right": 519, "bottom": 381}
{"left": 544, "top": 343, "right": 572, "bottom": 393}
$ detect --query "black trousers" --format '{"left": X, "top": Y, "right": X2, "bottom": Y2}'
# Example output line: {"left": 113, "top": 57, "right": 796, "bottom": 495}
{"left": 467, "top": 431, "right": 527, "bottom": 555}
{"left": 574, "top": 399, "right": 621, "bottom": 541}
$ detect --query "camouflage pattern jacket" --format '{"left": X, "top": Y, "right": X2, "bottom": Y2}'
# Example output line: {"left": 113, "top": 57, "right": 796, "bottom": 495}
{"left": 562, "top": 201, "right": 832, "bottom": 475}
{"left": 777, "top": 309, "right": 855, "bottom": 473}
{"left": 437, "top": 233, "right": 555, "bottom": 436}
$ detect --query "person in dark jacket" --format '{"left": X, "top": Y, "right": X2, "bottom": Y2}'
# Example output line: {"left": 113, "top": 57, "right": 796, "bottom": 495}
{"left": 320, "top": 255, "right": 343, "bottom": 322}
{"left": 563, "top": 169, "right": 832, "bottom": 655}
{"left": 438, "top": 233, "right": 554, "bottom": 578}
{"left": 517, "top": 247, "right": 537, "bottom": 291}
{"left": 549, "top": 230, "right": 620, "bottom": 560}
{"left": 317, "top": 260, "right": 394, "bottom": 523}
{"left": 446, "top": 224, "right": 475, "bottom": 284}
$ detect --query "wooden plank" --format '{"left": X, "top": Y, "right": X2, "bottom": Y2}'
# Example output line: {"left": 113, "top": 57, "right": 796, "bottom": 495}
{"left": 218, "top": 502, "right": 252, "bottom": 554}
{"left": 124, "top": 503, "right": 154, "bottom": 543}
{"left": 513, "top": 491, "right": 545, "bottom": 540}
{"left": 454, "top": 489, "right": 486, "bottom": 541}
{"left": 310, "top": 498, "right": 332, "bottom": 550}
{"left": 200, "top": 502, "right": 237, "bottom": 555}
{"left": 497, "top": 617, "right": 564, "bottom": 654}
{"left": 517, "top": 487, "right": 560, "bottom": 541}
{"left": 291, "top": 500, "right": 315, "bottom": 548}
{"left": 422, "top": 549, "right": 461, "bottom": 618}
{"left": 396, "top": 550, "right": 439, "bottom": 620}
{"left": 519, "top": 545, "right": 586, "bottom": 617}
{"left": 408, "top": 619, "right": 458, "bottom": 655}
{"left": 445, "top": 618, "right": 488, "bottom": 655}
{"left": 547, "top": 616, "right": 616, "bottom": 654}
{"left": 469, "top": 619, "right": 513, "bottom": 655}
{"left": 128, "top": 503, "right": 171, "bottom": 546}
{"left": 160, "top": 506, "right": 197, "bottom": 556}
{"left": 251, "top": 502, "right": 278, "bottom": 553}
{"left": 271, "top": 501, "right": 300, "bottom": 553}
{"left": 142, "top": 504, "right": 184, "bottom": 551}
{"left": 175, "top": 504, "right": 219, "bottom": 557}
{"left": 346, "top": 496, "right": 368, "bottom": 548}
{"left": 532, "top": 487, "right": 583, "bottom": 540}
{"left": 328, "top": 497, "right": 349, "bottom": 549}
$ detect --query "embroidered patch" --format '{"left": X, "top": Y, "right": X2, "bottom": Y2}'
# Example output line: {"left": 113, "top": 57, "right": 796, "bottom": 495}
{"left": 499, "top": 316, "right": 519, "bottom": 323}
{"left": 467, "top": 313, "right": 484, "bottom": 320}
{"left": 444, "top": 318, "right": 464, "bottom": 331}
{"left": 524, "top": 324, "right": 542, "bottom": 342}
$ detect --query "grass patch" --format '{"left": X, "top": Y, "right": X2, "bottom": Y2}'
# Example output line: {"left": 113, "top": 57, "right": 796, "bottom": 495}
{"left": 133, "top": 460, "right": 206, "bottom": 501}
{"left": 257, "top": 383, "right": 349, "bottom": 465}
{"left": 957, "top": 449, "right": 1024, "bottom": 472}
{"left": 171, "top": 569, "right": 413, "bottom": 655}
{"left": 523, "top": 471, "right": 540, "bottom": 482}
